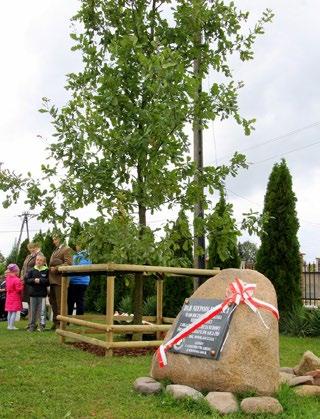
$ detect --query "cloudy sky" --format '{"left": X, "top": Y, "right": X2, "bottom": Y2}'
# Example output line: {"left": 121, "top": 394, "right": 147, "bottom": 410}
{"left": 0, "top": 1, "right": 320, "bottom": 262}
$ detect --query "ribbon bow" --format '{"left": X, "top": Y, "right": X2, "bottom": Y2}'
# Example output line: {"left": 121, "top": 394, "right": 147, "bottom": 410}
{"left": 156, "top": 277, "right": 279, "bottom": 368}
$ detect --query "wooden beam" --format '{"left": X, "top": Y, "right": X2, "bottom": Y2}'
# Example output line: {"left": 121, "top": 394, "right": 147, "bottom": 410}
{"left": 59, "top": 276, "right": 69, "bottom": 344}
{"left": 109, "top": 340, "right": 162, "bottom": 348}
{"left": 156, "top": 278, "right": 164, "bottom": 340}
{"left": 56, "top": 329, "right": 162, "bottom": 349}
{"left": 56, "top": 329, "right": 110, "bottom": 349}
{"left": 57, "top": 315, "right": 170, "bottom": 333}
{"left": 106, "top": 275, "right": 115, "bottom": 356}
{"left": 58, "top": 263, "right": 219, "bottom": 277}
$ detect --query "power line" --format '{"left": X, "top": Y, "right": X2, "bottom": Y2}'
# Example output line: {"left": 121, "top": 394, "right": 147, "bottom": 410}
{"left": 239, "top": 121, "right": 320, "bottom": 153}
{"left": 227, "top": 189, "right": 320, "bottom": 229}
{"left": 252, "top": 138, "right": 320, "bottom": 165}
{"left": 218, "top": 121, "right": 320, "bottom": 163}
{"left": 226, "top": 188, "right": 262, "bottom": 208}
{"left": 0, "top": 229, "right": 39, "bottom": 234}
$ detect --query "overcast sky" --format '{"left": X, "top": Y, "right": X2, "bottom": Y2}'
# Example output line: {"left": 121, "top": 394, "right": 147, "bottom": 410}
{"left": 0, "top": 1, "right": 320, "bottom": 262}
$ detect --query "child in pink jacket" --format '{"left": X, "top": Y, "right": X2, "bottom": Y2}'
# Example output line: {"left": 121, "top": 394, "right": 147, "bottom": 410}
{"left": 5, "top": 264, "right": 24, "bottom": 330}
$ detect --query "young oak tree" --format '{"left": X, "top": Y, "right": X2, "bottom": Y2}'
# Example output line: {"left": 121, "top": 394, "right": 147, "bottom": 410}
{"left": 0, "top": 1, "right": 273, "bottom": 322}
{"left": 255, "top": 159, "right": 302, "bottom": 314}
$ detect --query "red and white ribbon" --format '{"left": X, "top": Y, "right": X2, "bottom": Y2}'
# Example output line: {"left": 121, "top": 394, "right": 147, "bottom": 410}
{"left": 156, "top": 277, "right": 279, "bottom": 368}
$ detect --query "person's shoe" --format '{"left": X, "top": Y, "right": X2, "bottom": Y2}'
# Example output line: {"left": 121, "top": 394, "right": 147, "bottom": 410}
{"left": 7, "top": 326, "right": 12, "bottom": 330}
{"left": 11, "top": 326, "right": 18, "bottom": 330}
{"left": 27, "top": 327, "right": 35, "bottom": 332}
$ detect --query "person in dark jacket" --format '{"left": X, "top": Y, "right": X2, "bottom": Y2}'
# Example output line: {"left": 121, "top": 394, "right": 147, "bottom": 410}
{"left": 49, "top": 233, "right": 72, "bottom": 329}
{"left": 26, "top": 254, "right": 49, "bottom": 332}
{"left": 67, "top": 244, "right": 91, "bottom": 316}
{"left": 21, "top": 242, "right": 43, "bottom": 303}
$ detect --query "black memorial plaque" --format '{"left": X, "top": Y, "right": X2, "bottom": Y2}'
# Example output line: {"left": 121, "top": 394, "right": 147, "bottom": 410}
{"left": 170, "top": 298, "right": 235, "bottom": 360}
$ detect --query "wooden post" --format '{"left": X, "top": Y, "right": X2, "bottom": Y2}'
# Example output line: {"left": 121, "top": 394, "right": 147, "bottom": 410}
{"left": 106, "top": 275, "right": 115, "bottom": 357}
{"left": 156, "top": 276, "right": 164, "bottom": 340}
{"left": 59, "top": 275, "right": 68, "bottom": 344}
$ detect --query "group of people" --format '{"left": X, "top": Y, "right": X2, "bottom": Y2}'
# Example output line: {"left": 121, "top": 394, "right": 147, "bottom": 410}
{"left": 0, "top": 233, "right": 91, "bottom": 331}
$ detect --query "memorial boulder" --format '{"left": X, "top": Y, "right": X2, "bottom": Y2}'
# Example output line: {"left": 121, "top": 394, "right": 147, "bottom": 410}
{"left": 150, "top": 268, "right": 279, "bottom": 395}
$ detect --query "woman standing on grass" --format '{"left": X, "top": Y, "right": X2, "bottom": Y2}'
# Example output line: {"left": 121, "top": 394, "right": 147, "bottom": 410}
{"left": 5, "top": 264, "right": 24, "bottom": 330}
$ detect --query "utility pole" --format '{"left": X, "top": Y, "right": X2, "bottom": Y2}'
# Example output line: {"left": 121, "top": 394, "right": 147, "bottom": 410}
{"left": 16, "top": 211, "right": 37, "bottom": 252}
{"left": 193, "top": 2, "right": 206, "bottom": 287}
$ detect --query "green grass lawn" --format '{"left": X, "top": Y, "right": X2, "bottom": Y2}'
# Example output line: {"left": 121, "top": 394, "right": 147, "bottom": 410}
{"left": 0, "top": 320, "right": 320, "bottom": 418}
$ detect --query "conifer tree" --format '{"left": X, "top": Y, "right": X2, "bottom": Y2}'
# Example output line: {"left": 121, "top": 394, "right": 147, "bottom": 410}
{"left": 207, "top": 192, "right": 240, "bottom": 269}
{"left": 16, "top": 238, "right": 29, "bottom": 270}
{"left": 162, "top": 210, "right": 193, "bottom": 317}
{"left": 32, "top": 230, "right": 45, "bottom": 248}
{"left": 255, "top": 159, "right": 302, "bottom": 313}
{"left": 41, "top": 230, "right": 56, "bottom": 262}
{"left": 6, "top": 241, "right": 19, "bottom": 265}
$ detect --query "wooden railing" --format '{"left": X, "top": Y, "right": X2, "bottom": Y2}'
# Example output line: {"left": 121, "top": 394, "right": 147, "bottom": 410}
{"left": 56, "top": 263, "right": 219, "bottom": 356}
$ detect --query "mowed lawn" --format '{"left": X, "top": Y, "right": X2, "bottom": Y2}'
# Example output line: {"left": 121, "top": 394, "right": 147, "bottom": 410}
{"left": 0, "top": 320, "right": 320, "bottom": 418}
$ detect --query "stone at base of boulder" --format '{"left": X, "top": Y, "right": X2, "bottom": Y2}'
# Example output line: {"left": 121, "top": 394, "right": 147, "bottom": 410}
{"left": 240, "top": 397, "right": 283, "bottom": 414}
{"left": 134, "top": 377, "right": 162, "bottom": 395}
{"left": 294, "top": 351, "right": 320, "bottom": 376}
{"left": 279, "top": 367, "right": 295, "bottom": 375}
{"left": 205, "top": 392, "right": 238, "bottom": 415}
{"left": 279, "top": 372, "right": 295, "bottom": 384}
{"left": 166, "top": 384, "right": 203, "bottom": 400}
{"left": 288, "top": 375, "right": 314, "bottom": 387}
{"left": 294, "top": 385, "right": 320, "bottom": 396}
{"left": 304, "top": 369, "right": 320, "bottom": 385}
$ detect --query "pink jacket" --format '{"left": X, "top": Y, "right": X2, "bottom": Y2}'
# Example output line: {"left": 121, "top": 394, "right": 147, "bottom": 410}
{"left": 5, "top": 274, "right": 24, "bottom": 312}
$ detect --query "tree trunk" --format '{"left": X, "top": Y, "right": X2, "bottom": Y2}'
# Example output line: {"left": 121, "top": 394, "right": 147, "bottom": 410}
{"left": 132, "top": 201, "right": 146, "bottom": 339}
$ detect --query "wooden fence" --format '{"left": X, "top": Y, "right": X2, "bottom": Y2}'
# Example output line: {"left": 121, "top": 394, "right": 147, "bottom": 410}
{"left": 56, "top": 263, "right": 219, "bottom": 356}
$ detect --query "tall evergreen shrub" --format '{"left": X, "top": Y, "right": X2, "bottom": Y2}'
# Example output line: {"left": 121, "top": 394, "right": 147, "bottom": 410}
{"left": 255, "top": 159, "right": 302, "bottom": 314}
{"left": 16, "top": 238, "right": 29, "bottom": 270}
{"left": 163, "top": 210, "right": 193, "bottom": 317}
{"left": 207, "top": 192, "right": 240, "bottom": 269}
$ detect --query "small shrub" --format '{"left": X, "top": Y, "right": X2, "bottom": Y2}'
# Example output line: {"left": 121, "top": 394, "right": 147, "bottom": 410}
{"left": 119, "top": 294, "right": 157, "bottom": 316}
{"left": 118, "top": 295, "right": 132, "bottom": 314}
{"left": 279, "top": 305, "right": 320, "bottom": 337}
{"left": 143, "top": 295, "right": 157, "bottom": 316}
{"left": 308, "top": 308, "right": 320, "bottom": 336}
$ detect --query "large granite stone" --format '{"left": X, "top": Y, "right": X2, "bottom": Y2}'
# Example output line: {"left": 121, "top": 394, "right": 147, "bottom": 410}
{"left": 150, "top": 268, "right": 279, "bottom": 395}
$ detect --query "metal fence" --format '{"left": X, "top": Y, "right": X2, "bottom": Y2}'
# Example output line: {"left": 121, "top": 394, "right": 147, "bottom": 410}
{"left": 301, "top": 263, "right": 320, "bottom": 307}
